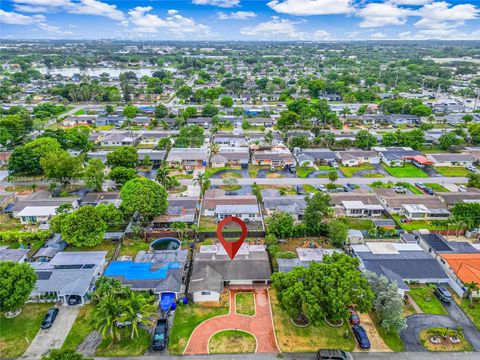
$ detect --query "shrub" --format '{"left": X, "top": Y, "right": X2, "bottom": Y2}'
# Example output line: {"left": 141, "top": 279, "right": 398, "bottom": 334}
{"left": 0, "top": 230, "right": 52, "bottom": 244}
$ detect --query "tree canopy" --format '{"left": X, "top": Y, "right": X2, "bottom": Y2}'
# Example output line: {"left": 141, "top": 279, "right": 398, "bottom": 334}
{"left": 0, "top": 262, "right": 37, "bottom": 312}
{"left": 106, "top": 146, "right": 138, "bottom": 169}
{"left": 120, "top": 178, "right": 168, "bottom": 217}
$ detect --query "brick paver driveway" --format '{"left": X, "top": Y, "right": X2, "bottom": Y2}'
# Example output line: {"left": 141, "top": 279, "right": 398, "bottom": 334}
{"left": 184, "top": 287, "right": 280, "bottom": 354}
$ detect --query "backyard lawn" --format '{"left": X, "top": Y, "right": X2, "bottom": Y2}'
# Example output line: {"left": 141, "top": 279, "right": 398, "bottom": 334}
{"left": 434, "top": 167, "right": 470, "bottom": 177}
{"left": 340, "top": 164, "right": 375, "bottom": 178}
{"left": 95, "top": 328, "right": 151, "bottom": 356}
{"left": 235, "top": 292, "right": 255, "bottom": 316}
{"left": 382, "top": 163, "right": 428, "bottom": 178}
{"left": 65, "top": 241, "right": 117, "bottom": 259}
{"left": 62, "top": 303, "right": 96, "bottom": 351}
{"left": 270, "top": 289, "right": 354, "bottom": 352}
{"left": 118, "top": 239, "right": 150, "bottom": 258}
{"left": 209, "top": 330, "right": 256, "bottom": 354}
{"left": 169, "top": 302, "right": 229, "bottom": 354}
{"left": 408, "top": 286, "right": 448, "bottom": 315}
{"left": 346, "top": 218, "right": 374, "bottom": 230}
{"left": 0, "top": 303, "right": 51, "bottom": 358}
{"left": 392, "top": 216, "right": 449, "bottom": 231}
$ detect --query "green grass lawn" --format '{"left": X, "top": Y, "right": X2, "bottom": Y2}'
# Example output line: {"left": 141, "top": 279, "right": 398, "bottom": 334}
{"left": 363, "top": 173, "right": 384, "bottom": 178}
{"left": 408, "top": 286, "right": 448, "bottom": 315}
{"left": 118, "top": 240, "right": 150, "bottom": 258}
{"left": 235, "top": 292, "right": 255, "bottom": 316}
{"left": 303, "top": 185, "right": 319, "bottom": 194}
{"left": 62, "top": 303, "right": 96, "bottom": 351}
{"left": 454, "top": 296, "right": 480, "bottom": 330}
{"left": 419, "top": 327, "right": 473, "bottom": 352}
{"left": 347, "top": 218, "right": 374, "bottom": 230}
{"left": 248, "top": 165, "right": 270, "bottom": 178}
{"left": 270, "top": 290, "right": 354, "bottom": 352}
{"left": 65, "top": 241, "right": 117, "bottom": 259}
{"left": 209, "top": 330, "right": 256, "bottom": 354}
{"left": 0, "top": 303, "right": 51, "bottom": 358}
{"left": 340, "top": 164, "right": 375, "bottom": 178}
{"left": 204, "top": 166, "right": 240, "bottom": 178}
{"left": 95, "top": 328, "right": 151, "bottom": 356}
{"left": 382, "top": 163, "right": 429, "bottom": 178}
{"left": 169, "top": 302, "right": 229, "bottom": 354}
{"left": 370, "top": 312, "right": 404, "bottom": 352}
{"left": 401, "top": 183, "right": 423, "bottom": 194}
{"left": 424, "top": 183, "right": 449, "bottom": 192}
{"left": 73, "top": 109, "right": 86, "bottom": 115}
{"left": 392, "top": 215, "right": 449, "bottom": 231}
{"left": 296, "top": 167, "right": 315, "bottom": 178}
{"left": 434, "top": 167, "right": 470, "bottom": 177}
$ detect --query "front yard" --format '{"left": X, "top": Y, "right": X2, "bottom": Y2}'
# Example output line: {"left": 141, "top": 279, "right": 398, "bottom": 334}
{"left": 204, "top": 166, "right": 241, "bottom": 178}
{"left": 424, "top": 183, "right": 449, "bottom": 192}
{"left": 270, "top": 289, "right": 354, "bottom": 352}
{"left": 419, "top": 327, "right": 473, "bottom": 352}
{"left": 169, "top": 301, "right": 229, "bottom": 354}
{"left": 62, "top": 303, "right": 96, "bottom": 351}
{"left": 0, "top": 303, "right": 51, "bottom": 358}
{"left": 95, "top": 328, "right": 151, "bottom": 356}
{"left": 408, "top": 286, "right": 448, "bottom": 315}
{"left": 208, "top": 330, "right": 256, "bottom": 354}
{"left": 382, "top": 163, "right": 429, "bottom": 178}
{"left": 434, "top": 166, "right": 470, "bottom": 177}
{"left": 340, "top": 163, "right": 375, "bottom": 178}
{"left": 235, "top": 292, "right": 255, "bottom": 316}
{"left": 454, "top": 295, "right": 480, "bottom": 330}
{"left": 296, "top": 166, "right": 315, "bottom": 178}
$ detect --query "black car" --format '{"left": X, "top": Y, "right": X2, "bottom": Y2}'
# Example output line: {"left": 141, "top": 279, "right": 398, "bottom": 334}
{"left": 152, "top": 319, "right": 168, "bottom": 351}
{"left": 352, "top": 325, "right": 371, "bottom": 349}
{"left": 317, "top": 349, "right": 353, "bottom": 360}
{"left": 435, "top": 286, "right": 452, "bottom": 303}
{"left": 41, "top": 307, "right": 59, "bottom": 329}
{"left": 296, "top": 185, "right": 305, "bottom": 195}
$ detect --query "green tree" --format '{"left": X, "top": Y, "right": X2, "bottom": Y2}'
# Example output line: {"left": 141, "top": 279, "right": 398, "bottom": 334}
{"left": 451, "top": 202, "right": 480, "bottom": 229}
{"left": 411, "top": 104, "right": 432, "bottom": 117}
{"left": 176, "top": 85, "right": 193, "bottom": 100}
{"left": 106, "top": 146, "right": 138, "bottom": 169}
{"left": 154, "top": 104, "right": 168, "bottom": 119}
{"left": 120, "top": 178, "right": 168, "bottom": 217}
{"left": 96, "top": 203, "right": 124, "bottom": 229}
{"left": 327, "top": 220, "right": 348, "bottom": 247}
{"left": 328, "top": 169, "right": 338, "bottom": 183}
{"left": 277, "top": 110, "right": 300, "bottom": 130}
{"left": 266, "top": 212, "right": 296, "bottom": 239}
{"left": 54, "top": 205, "right": 107, "bottom": 247}
{"left": 468, "top": 173, "right": 480, "bottom": 188}
{"left": 439, "top": 132, "right": 461, "bottom": 150}
{"left": 172, "top": 221, "right": 188, "bottom": 239}
{"left": 95, "top": 293, "right": 125, "bottom": 341}
{"left": 356, "top": 130, "right": 378, "bottom": 150}
{"left": 41, "top": 349, "right": 92, "bottom": 360}
{"left": 464, "top": 281, "right": 479, "bottom": 306}
{"left": 119, "top": 291, "right": 156, "bottom": 339}
{"left": 40, "top": 150, "right": 83, "bottom": 188}
{"left": 381, "top": 132, "right": 397, "bottom": 146}
{"left": 303, "top": 192, "right": 333, "bottom": 236}
{"left": 193, "top": 172, "right": 210, "bottom": 195}
{"left": 202, "top": 103, "right": 219, "bottom": 117}
{"left": 0, "top": 262, "right": 37, "bottom": 312}
{"left": 123, "top": 105, "right": 138, "bottom": 119}
{"left": 108, "top": 166, "right": 138, "bottom": 187}
{"left": 271, "top": 267, "right": 308, "bottom": 323}
{"left": 83, "top": 158, "right": 105, "bottom": 191}
{"left": 220, "top": 96, "right": 234, "bottom": 107}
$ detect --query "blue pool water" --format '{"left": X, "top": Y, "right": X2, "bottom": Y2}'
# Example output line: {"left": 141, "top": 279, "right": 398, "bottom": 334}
{"left": 105, "top": 261, "right": 181, "bottom": 280}
{"left": 150, "top": 237, "right": 181, "bottom": 250}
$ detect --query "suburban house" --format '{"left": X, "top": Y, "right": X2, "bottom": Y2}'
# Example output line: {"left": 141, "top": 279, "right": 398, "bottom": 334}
{"left": 31, "top": 234, "right": 67, "bottom": 262}
{"left": 152, "top": 196, "right": 199, "bottom": 228}
{"left": 202, "top": 189, "right": 256, "bottom": 213}
{"left": 105, "top": 250, "right": 188, "bottom": 305}
{"left": 244, "top": 117, "right": 274, "bottom": 127}
{"left": 263, "top": 195, "right": 306, "bottom": 221}
{"left": 336, "top": 150, "right": 380, "bottom": 167}
{"left": 373, "top": 147, "right": 422, "bottom": 167}
{"left": 418, "top": 233, "right": 479, "bottom": 260}
{"left": 387, "top": 114, "right": 419, "bottom": 125}
{"left": 212, "top": 133, "right": 248, "bottom": 147}
{"left": 79, "top": 191, "right": 121, "bottom": 207}
{"left": 137, "top": 149, "right": 166, "bottom": 164}
{"left": 189, "top": 244, "right": 271, "bottom": 302}
{"left": 278, "top": 247, "right": 342, "bottom": 272}
{"left": 166, "top": 148, "right": 209, "bottom": 168}
{"left": 293, "top": 148, "right": 337, "bottom": 166}
{"left": 0, "top": 246, "right": 29, "bottom": 263}
{"left": 95, "top": 115, "right": 125, "bottom": 127}
{"left": 98, "top": 132, "right": 140, "bottom": 147}
{"left": 438, "top": 253, "right": 480, "bottom": 298}
{"left": 426, "top": 153, "right": 477, "bottom": 167}
{"left": 214, "top": 204, "right": 261, "bottom": 223}
{"left": 251, "top": 147, "right": 295, "bottom": 167}
{"left": 436, "top": 191, "right": 480, "bottom": 207}
{"left": 330, "top": 193, "right": 384, "bottom": 217}
{"left": 210, "top": 147, "right": 249, "bottom": 168}
{"left": 351, "top": 242, "right": 450, "bottom": 295}
{"left": 30, "top": 251, "right": 107, "bottom": 305}
{"left": 63, "top": 115, "right": 97, "bottom": 126}
{"left": 374, "top": 188, "right": 450, "bottom": 220}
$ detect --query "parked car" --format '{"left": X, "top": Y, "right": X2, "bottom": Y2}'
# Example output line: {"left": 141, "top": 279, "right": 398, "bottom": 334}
{"left": 296, "top": 185, "right": 305, "bottom": 195}
{"left": 317, "top": 349, "right": 353, "bottom": 360}
{"left": 41, "top": 307, "right": 59, "bottom": 329}
{"left": 393, "top": 186, "right": 406, "bottom": 194}
{"left": 400, "top": 218, "right": 411, "bottom": 223}
{"left": 458, "top": 185, "right": 468, "bottom": 192}
{"left": 435, "top": 286, "right": 452, "bottom": 303}
{"left": 424, "top": 187, "right": 434, "bottom": 195}
{"left": 152, "top": 319, "right": 168, "bottom": 351}
{"left": 316, "top": 185, "right": 327, "bottom": 192}
{"left": 352, "top": 325, "right": 371, "bottom": 349}
{"left": 67, "top": 295, "right": 81, "bottom": 306}
{"left": 466, "top": 165, "right": 477, "bottom": 172}
{"left": 343, "top": 185, "right": 353, "bottom": 193}
{"left": 348, "top": 308, "right": 360, "bottom": 325}
{"left": 329, "top": 161, "right": 339, "bottom": 168}
{"left": 415, "top": 182, "right": 425, "bottom": 190}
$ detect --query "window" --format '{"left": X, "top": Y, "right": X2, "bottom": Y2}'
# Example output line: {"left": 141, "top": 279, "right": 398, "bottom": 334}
{"left": 201, "top": 291, "right": 211, "bottom": 295}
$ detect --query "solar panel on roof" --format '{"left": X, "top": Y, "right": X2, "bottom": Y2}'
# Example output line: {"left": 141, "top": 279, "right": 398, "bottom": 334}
{"left": 422, "top": 234, "right": 452, "bottom": 252}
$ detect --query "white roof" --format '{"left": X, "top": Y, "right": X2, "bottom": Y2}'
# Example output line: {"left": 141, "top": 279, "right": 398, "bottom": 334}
{"left": 403, "top": 204, "right": 429, "bottom": 213}
{"left": 342, "top": 201, "right": 383, "bottom": 210}
{"left": 16, "top": 206, "right": 58, "bottom": 217}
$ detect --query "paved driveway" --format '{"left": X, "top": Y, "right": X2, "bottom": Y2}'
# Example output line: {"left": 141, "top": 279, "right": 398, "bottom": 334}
{"left": 401, "top": 301, "right": 480, "bottom": 352}
{"left": 354, "top": 313, "right": 392, "bottom": 352}
{"left": 184, "top": 287, "right": 279, "bottom": 354}
{"left": 22, "top": 306, "right": 80, "bottom": 359}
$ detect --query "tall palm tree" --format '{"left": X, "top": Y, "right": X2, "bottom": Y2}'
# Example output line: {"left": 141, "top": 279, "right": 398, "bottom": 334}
{"left": 94, "top": 294, "right": 125, "bottom": 341}
{"left": 194, "top": 173, "right": 210, "bottom": 195}
{"left": 119, "top": 292, "right": 156, "bottom": 339}
{"left": 464, "top": 281, "right": 479, "bottom": 306}
{"left": 155, "top": 166, "right": 171, "bottom": 188}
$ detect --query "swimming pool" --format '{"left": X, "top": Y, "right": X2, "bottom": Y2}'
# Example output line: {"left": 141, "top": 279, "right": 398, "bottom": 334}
{"left": 150, "top": 237, "right": 181, "bottom": 251}
{"left": 105, "top": 261, "right": 181, "bottom": 280}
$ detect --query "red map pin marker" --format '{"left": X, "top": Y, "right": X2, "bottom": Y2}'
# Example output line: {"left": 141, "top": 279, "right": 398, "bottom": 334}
{"left": 216, "top": 216, "right": 247, "bottom": 260}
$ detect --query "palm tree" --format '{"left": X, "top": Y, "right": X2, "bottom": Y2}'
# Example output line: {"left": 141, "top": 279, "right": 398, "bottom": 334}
{"left": 340, "top": 107, "right": 351, "bottom": 119}
{"left": 464, "top": 281, "right": 479, "bottom": 306}
{"left": 94, "top": 294, "right": 125, "bottom": 341}
{"left": 155, "top": 166, "right": 170, "bottom": 188}
{"left": 119, "top": 292, "right": 156, "bottom": 339}
{"left": 424, "top": 283, "right": 437, "bottom": 302}
{"left": 194, "top": 173, "right": 210, "bottom": 195}
{"left": 328, "top": 169, "right": 338, "bottom": 184}
{"left": 210, "top": 143, "right": 220, "bottom": 156}
{"left": 172, "top": 221, "right": 188, "bottom": 239}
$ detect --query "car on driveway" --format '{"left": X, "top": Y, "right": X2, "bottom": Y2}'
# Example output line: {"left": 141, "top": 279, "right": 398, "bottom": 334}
{"left": 317, "top": 349, "right": 353, "bottom": 360}
{"left": 352, "top": 325, "right": 371, "bottom": 349}
{"left": 435, "top": 286, "right": 452, "bottom": 303}
{"left": 41, "top": 307, "right": 59, "bottom": 329}
{"left": 348, "top": 308, "right": 360, "bottom": 325}
{"left": 466, "top": 165, "right": 477, "bottom": 172}
{"left": 152, "top": 319, "right": 168, "bottom": 351}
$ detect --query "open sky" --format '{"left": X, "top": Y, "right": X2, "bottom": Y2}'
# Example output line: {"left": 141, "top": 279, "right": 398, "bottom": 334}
{"left": 0, "top": 0, "right": 479, "bottom": 40}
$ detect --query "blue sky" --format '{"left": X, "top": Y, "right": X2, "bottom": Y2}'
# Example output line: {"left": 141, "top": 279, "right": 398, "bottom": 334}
{"left": 1, "top": 1, "right": 479, "bottom": 40}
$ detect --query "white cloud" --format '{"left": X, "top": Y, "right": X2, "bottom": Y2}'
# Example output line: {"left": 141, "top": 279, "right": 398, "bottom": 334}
{"left": 312, "top": 30, "right": 331, "bottom": 40}
{"left": 0, "top": 9, "right": 72, "bottom": 35}
{"left": 371, "top": 32, "right": 387, "bottom": 38}
{"left": 68, "top": 0, "right": 124, "bottom": 20}
{"left": 416, "top": 1, "right": 478, "bottom": 24}
{"left": 267, "top": 0, "right": 354, "bottom": 16}
{"left": 128, "top": 7, "right": 214, "bottom": 38}
{"left": 240, "top": 17, "right": 306, "bottom": 40}
{"left": 358, "top": 2, "right": 414, "bottom": 28}
{"left": 389, "top": 0, "right": 433, "bottom": 5}
{"left": 192, "top": 0, "right": 239, "bottom": 8}
{"left": 217, "top": 11, "right": 257, "bottom": 20}
{"left": 346, "top": 31, "right": 360, "bottom": 38}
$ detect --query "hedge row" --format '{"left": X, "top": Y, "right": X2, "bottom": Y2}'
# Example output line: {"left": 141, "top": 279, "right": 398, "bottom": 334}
{"left": 0, "top": 230, "right": 52, "bottom": 243}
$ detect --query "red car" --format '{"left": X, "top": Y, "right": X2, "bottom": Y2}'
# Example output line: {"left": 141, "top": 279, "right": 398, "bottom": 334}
{"left": 348, "top": 308, "right": 360, "bottom": 325}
